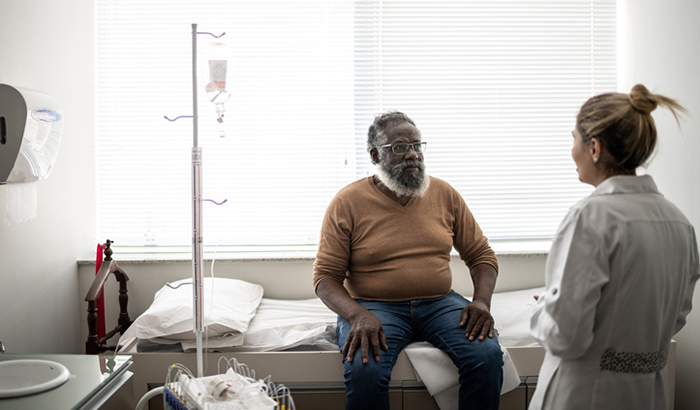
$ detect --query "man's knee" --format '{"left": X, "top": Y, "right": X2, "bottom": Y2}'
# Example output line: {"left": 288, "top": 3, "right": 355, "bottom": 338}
{"left": 481, "top": 338, "right": 504, "bottom": 366}
{"left": 344, "top": 359, "right": 394, "bottom": 410}
{"left": 344, "top": 357, "right": 392, "bottom": 388}
{"left": 458, "top": 338, "right": 503, "bottom": 375}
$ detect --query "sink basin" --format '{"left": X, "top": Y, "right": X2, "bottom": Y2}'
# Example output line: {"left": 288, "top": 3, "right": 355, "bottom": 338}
{"left": 0, "top": 359, "right": 71, "bottom": 398}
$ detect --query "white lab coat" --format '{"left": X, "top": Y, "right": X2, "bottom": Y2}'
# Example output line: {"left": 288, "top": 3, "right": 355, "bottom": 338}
{"left": 530, "top": 175, "right": 699, "bottom": 410}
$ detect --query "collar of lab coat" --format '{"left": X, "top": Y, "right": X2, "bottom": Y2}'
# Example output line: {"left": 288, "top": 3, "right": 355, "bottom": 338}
{"left": 590, "top": 174, "right": 659, "bottom": 197}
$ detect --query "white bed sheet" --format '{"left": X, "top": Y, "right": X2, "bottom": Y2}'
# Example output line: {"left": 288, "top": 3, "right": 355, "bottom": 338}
{"left": 234, "top": 298, "right": 338, "bottom": 351}
{"left": 490, "top": 286, "right": 544, "bottom": 347}
{"left": 140, "top": 298, "right": 339, "bottom": 352}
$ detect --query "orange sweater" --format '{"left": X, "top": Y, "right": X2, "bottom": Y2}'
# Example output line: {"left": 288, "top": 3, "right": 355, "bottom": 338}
{"left": 313, "top": 176, "right": 498, "bottom": 301}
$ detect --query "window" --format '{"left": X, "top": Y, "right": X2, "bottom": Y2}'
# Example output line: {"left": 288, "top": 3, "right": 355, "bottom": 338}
{"left": 96, "top": 0, "right": 615, "bottom": 256}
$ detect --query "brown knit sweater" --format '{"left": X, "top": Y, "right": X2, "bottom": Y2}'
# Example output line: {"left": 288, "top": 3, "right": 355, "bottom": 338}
{"left": 313, "top": 176, "right": 498, "bottom": 301}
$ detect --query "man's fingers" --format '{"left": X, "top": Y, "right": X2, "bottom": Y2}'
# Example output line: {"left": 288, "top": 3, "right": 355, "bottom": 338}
{"left": 341, "top": 336, "right": 350, "bottom": 357}
{"left": 343, "top": 336, "right": 357, "bottom": 362}
{"left": 465, "top": 312, "right": 478, "bottom": 339}
{"left": 478, "top": 318, "right": 491, "bottom": 341}
{"left": 360, "top": 337, "right": 370, "bottom": 364}
{"left": 467, "top": 316, "right": 485, "bottom": 341}
{"left": 344, "top": 313, "right": 386, "bottom": 364}
{"left": 370, "top": 333, "right": 382, "bottom": 362}
{"left": 460, "top": 310, "right": 468, "bottom": 327}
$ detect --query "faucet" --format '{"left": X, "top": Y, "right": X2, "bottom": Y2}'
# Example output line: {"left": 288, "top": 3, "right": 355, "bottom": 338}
{"left": 0, "top": 340, "right": 5, "bottom": 353}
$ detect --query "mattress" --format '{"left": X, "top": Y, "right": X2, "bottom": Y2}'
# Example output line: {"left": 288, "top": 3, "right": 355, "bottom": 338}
{"left": 120, "top": 282, "right": 544, "bottom": 354}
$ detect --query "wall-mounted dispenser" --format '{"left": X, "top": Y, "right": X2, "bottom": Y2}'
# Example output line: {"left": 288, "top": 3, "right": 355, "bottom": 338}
{"left": 0, "top": 84, "right": 63, "bottom": 185}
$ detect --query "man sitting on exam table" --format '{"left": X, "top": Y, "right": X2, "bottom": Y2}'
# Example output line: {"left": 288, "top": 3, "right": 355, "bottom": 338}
{"left": 313, "top": 111, "right": 503, "bottom": 410}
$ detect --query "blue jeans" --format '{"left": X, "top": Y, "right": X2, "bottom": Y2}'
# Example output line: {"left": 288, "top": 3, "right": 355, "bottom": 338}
{"left": 337, "top": 291, "right": 503, "bottom": 410}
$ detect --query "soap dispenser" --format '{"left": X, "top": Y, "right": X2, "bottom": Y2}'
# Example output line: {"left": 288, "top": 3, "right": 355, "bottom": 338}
{"left": 0, "top": 84, "right": 63, "bottom": 184}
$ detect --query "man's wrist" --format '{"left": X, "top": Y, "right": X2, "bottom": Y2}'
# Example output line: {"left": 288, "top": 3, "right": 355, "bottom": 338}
{"left": 470, "top": 297, "right": 491, "bottom": 310}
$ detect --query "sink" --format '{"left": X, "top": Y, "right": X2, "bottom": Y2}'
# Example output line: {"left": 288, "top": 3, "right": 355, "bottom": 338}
{"left": 0, "top": 359, "right": 71, "bottom": 398}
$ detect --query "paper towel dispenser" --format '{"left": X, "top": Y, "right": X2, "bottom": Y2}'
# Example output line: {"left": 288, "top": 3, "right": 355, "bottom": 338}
{"left": 0, "top": 84, "right": 63, "bottom": 185}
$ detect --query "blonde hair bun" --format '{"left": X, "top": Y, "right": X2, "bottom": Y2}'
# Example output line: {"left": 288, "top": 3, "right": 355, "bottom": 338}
{"left": 628, "top": 84, "right": 658, "bottom": 115}
{"left": 577, "top": 84, "right": 685, "bottom": 172}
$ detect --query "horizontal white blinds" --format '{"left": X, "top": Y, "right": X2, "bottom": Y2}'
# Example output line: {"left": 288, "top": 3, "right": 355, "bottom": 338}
{"left": 96, "top": 0, "right": 615, "bottom": 254}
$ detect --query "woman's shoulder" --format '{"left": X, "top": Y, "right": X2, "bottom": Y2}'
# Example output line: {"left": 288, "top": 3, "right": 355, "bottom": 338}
{"left": 568, "top": 193, "right": 622, "bottom": 224}
{"left": 568, "top": 185, "right": 694, "bottom": 234}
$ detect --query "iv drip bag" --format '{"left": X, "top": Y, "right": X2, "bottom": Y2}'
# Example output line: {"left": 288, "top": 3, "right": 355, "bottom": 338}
{"left": 206, "top": 59, "right": 231, "bottom": 124}
{"left": 200, "top": 39, "right": 232, "bottom": 136}
{"left": 206, "top": 60, "right": 227, "bottom": 94}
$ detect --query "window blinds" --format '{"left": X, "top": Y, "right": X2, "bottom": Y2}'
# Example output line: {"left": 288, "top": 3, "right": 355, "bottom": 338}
{"left": 96, "top": 0, "right": 615, "bottom": 256}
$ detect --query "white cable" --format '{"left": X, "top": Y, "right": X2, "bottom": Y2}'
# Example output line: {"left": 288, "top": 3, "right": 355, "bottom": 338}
{"left": 135, "top": 386, "right": 165, "bottom": 410}
{"left": 203, "top": 200, "right": 222, "bottom": 375}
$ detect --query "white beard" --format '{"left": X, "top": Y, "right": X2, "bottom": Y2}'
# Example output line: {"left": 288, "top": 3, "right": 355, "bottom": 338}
{"left": 375, "top": 163, "right": 431, "bottom": 198}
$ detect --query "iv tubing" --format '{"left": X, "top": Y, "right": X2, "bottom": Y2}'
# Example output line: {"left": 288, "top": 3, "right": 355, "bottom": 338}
{"left": 135, "top": 386, "right": 165, "bottom": 410}
{"left": 191, "top": 22, "right": 204, "bottom": 378}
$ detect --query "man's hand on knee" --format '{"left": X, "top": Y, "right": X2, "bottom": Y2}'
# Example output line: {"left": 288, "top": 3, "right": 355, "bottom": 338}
{"left": 460, "top": 299, "right": 495, "bottom": 341}
{"left": 342, "top": 310, "right": 389, "bottom": 363}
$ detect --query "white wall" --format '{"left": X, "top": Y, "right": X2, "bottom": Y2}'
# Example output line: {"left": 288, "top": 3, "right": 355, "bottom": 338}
{"left": 621, "top": 1, "right": 700, "bottom": 408}
{"left": 0, "top": 0, "right": 94, "bottom": 354}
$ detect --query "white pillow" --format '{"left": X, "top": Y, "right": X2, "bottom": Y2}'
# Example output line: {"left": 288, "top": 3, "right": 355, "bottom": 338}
{"left": 121, "top": 277, "right": 264, "bottom": 343}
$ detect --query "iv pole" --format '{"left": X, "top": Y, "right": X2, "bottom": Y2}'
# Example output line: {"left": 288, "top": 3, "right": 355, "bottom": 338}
{"left": 165, "top": 23, "right": 227, "bottom": 379}
{"left": 191, "top": 23, "right": 205, "bottom": 379}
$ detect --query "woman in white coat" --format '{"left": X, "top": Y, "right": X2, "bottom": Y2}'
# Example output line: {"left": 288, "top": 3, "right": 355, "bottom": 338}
{"left": 530, "top": 84, "right": 700, "bottom": 410}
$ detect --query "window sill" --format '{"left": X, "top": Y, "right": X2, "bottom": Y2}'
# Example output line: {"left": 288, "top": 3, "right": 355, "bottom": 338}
{"left": 77, "top": 240, "right": 549, "bottom": 264}
{"left": 489, "top": 239, "right": 551, "bottom": 256}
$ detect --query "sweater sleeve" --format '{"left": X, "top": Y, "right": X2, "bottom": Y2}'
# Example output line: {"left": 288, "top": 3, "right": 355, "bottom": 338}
{"left": 451, "top": 189, "right": 499, "bottom": 272}
{"left": 313, "top": 195, "right": 352, "bottom": 292}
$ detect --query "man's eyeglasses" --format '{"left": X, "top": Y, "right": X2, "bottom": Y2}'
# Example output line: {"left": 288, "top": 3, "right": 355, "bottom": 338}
{"left": 379, "top": 142, "right": 427, "bottom": 155}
